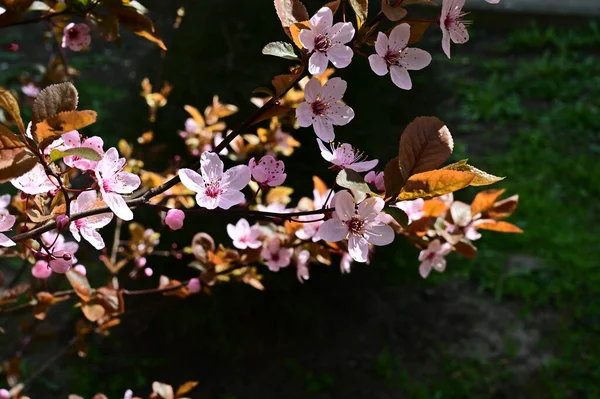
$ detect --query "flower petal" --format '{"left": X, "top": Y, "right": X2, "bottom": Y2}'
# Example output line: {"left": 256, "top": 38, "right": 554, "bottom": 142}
{"left": 368, "top": 54, "right": 389, "bottom": 76}
{"left": 196, "top": 192, "right": 218, "bottom": 209}
{"left": 329, "top": 22, "right": 355, "bottom": 44}
{"left": 326, "top": 103, "right": 354, "bottom": 126}
{"left": 441, "top": 30, "right": 452, "bottom": 58}
{"left": 303, "top": 78, "right": 321, "bottom": 103}
{"left": 0, "top": 212, "right": 15, "bottom": 231}
{"left": 308, "top": 51, "right": 329, "bottom": 76}
{"left": 201, "top": 152, "right": 224, "bottom": 182}
{"left": 103, "top": 191, "right": 133, "bottom": 221}
{"left": 374, "top": 31, "right": 389, "bottom": 56}
{"left": 309, "top": 6, "right": 333, "bottom": 33}
{"left": 334, "top": 190, "right": 355, "bottom": 221}
{"left": 348, "top": 235, "right": 369, "bottom": 263}
{"left": 299, "top": 29, "right": 315, "bottom": 51}
{"left": 223, "top": 165, "right": 251, "bottom": 190}
{"left": 74, "top": 190, "right": 97, "bottom": 212}
{"left": 389, "top": 23, "right": 410, "bottom": 51}
{"left": 357, "top": 197, "right": 384, "bottom": 220}
{"left": 348, "top": 159, "right": 378, "bottom": 172}
{"left": 81, "top": 227, "right": 106, "bottom": 250}
{"left": 84, "top": 212, "right": 113, "bottom": 229}
{"left": 110, "top": 171, "right": 141, "bottom": 194}
{"left": 400, "top": 47, "right": 432, "bottom": 70}
{"left": 450, "top": 22, "right": 469, "bottom": 44}
{"left": 313, "top": 117, "right": 335, "bottom": 142}
{"left": 178, "top": 168, "right": 205, "bottom": 193}
{"left": 98, "top": 147, "right": 120, "bottom": 177}
{"left": 419, "top": 260, "right": 432, "bottom": 278}
{"left": 319, "top": 219, "right": 348, "bottom": 242}
{"left": 296, "top": 102, "right": 314, "bottom": 127}
{"left": 218, "top": 189, "right": 245, "bottom": 210}
{"left": 364, "top": 224, "right": 394, "bottom": 246}
{"left": 320, "top": 77, "right": 347, "bottom": 102}
{"left": 327, "top": 44, "right": 353, "bottom": 69}
{"left": 317, "top": 139, "right": 334, "bottom": 161}
{"left": 0, "top": 232, "right": 15, "bottom": 247}
{"left": 390, "top": 65, "right": 412, "bottom": 90}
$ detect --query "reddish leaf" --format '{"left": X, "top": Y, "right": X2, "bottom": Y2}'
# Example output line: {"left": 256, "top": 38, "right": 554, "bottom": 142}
{"left": 271, "top": 67, "right": 303, "bottom": 96}
{"left": 383, "top": 156, "right": 403, "bottom": 200}
{"left": 476, "top": 221, "right": 523, "bottom": 233}
{"left": 443, "top": 159, "right": 504, "bottom": 186}
{"left": 324, "top": 0, "right": 341, "bottom": 14}
{"left": 0, "top": 148, "right": 37, "bottom": 184}
{"left": 32, "top": 82, "right": 78, "bottom": 126}
{"left": 0, "top": 89, "right": 25, "bottom": 134}
{"left": 486, "top": 194, "right": 519, "bottom": 220}
{"left": 406, "top": 21, "right": 430, "bottom": 45}
{"left": 35, "top": 110, "right": 97, "bottom": 148}
{"left": 398, "top": 116, "right": 454, "bottom": 187}
{"left": 454, "top": 241, "right": 478, "bottom": 258}
{"left": 398, "top": 170, "right": 474, "bottom": 200}
{"left": 176, "top": 381, "right": 199, "bottom": 397}
{"left": 422, "top": 198, "right": 448, "bottom": 217}
{"left": 348, "top": 0, "right": 368, "bottom": 27}
{"left": 274, "top": 0, "right": 309, "bottom": 38}
{"left": 471, "top": 189, "right": 506, "bottom": 216}
{"left": 66, "top": 269, "right": 92, "bottom": 302}
{"left": 289, "top": 20, "right": 310, "bottom": 49}
{"left": 382, "top": 0, "right": 407, "bottom": 21}
{"left": 250, "top": 105, "right": 293, "bottom": 126}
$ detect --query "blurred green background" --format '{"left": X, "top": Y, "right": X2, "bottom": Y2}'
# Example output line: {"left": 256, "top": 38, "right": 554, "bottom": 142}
{"left": 2, "top": 0, "right": 600, "bottom": 398}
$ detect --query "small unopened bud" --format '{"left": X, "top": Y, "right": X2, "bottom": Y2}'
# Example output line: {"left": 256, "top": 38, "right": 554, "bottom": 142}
{"left": 73, "top": 264, "right": 87, "bottom": 276}
{"left": 187, "top": 278, "right": 201, "bottom": 294}
{"left": 0, "top": 388, "right": 10, "bottom": 399}
{"left": 49, "top": 250, "right": 72, "bottom": 274}
{"left": 56, "top": 214, "right": 70, "bottom": 231}
{"left": 6, "top": 43, "right": 19, "bottom": 52}
{"left": 144, "top": 267, "right": 153, "bottom": 277}
{"left": 135, "top": 257, "right": 147, "bottom": 268}
{"left": 165, "top": 209, "right": 185, "bottom": 231}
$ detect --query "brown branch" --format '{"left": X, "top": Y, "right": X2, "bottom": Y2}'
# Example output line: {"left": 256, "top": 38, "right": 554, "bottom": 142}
{"left": 1, "top": 10, "right": 73, "bottom": 28}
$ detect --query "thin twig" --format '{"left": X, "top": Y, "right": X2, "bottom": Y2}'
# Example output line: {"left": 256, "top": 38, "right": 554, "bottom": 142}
{"left": 109, "top": 218, "right": 123, "bottom": 267}
{"left": 2, "top": 10, "right": 73, "bottom": 28}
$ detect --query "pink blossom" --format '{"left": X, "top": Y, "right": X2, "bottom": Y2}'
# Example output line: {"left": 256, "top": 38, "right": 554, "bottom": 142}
{"left": 62, "top": 23, "right": 91, "bottom": 52}
{"left": 95, "top": 147, "right": 141, "bottom": 221}
{"left": 319, "top": 191, "right": 394, "bottom": 263}
{"left": 249, "top": 155, "right": 287, "bottom": 187}
{"left": 296, "top": 249, "right": 310, "bottom": 283}
{"left": 56, "top": 214, "right": 70, "bottom": 231}
{"left": 298, "top": 7, "right": 355, "bottom": 75}
{"left": 0, "top": 194, "right": 10, "bottom": 210}
{"left": 368, "top": 23, "right": 432, "bottom": 90}
{"left": 340, "top": 252, "right": 353, "bottom": 273}
{"left": 136, "top": 257, "right": 147, "bottom": 268}
{"left": 21, "top": 82, "right": 40, "bottom": 98}
{"left": 226, "top": 218, "right": 262, "bottom": 249}
{"left": 418, "top": 239, "right": 452, "bottom": 278}
{"left": 144, "top": 267, "right": 153, "bottom": 277}
{"left": 49, "top": 250, "right": 73, "bottom": 274}
{"left": 257, "top": 203, "right": 290, "bottom": 213}
{"left": 178, "top": 152, "right": 250, "bottom": 210}
{"left": 364, "top": 171, "right": 385, "bottom": 193}
{"left": 317, "top": 139, "right": 378, "bottom": 172}
{"left": 11, "top": 163, "right": 58, "bottom": 195}
{"left": 294, "top": 189, "right": 332, "bottom": 242}
{"left": 394, "top": 198, "right": 425, "bottom": 223}
{"left": 296, "top": 77, "right": 354, "bottom": 142}
{"left": 165, "top": 209, "right": 185, "bottom": 230}
{"left": 73, "top": 264, "right": 87, "bottom": 275}
{"left": 187, "top": 278, "right": 201, "bottom": 294}
{"left": 61, "top": 131, "right": 104, "bottom": 171}
{"left": 0, "top": 389, "right": 9, "bottom": 399}
{"left": 32, "top": 260, "right": 52, "bottom": 279}
{"left": 69, "top": 191, "right": 113, "bottom": 249}
{"left": 0, "top": 210, "right": 16, "bottom": 247}
{"left": 439, "top": 0, "right": 470, "bottom": 58}
{"left": 41, "top": 231, "right": 79, "bottom": 263}
{"left": 261, "top": 237, "right": 293, "bottom": 272}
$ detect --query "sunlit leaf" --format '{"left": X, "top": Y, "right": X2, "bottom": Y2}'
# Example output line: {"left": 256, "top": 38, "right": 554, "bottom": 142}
{"left": 35, "top": 110, "right": 97, "bottom": 148}
{"left": 31, "top": 82, "right": 78, "bottom": 127}
{"left": 0, "top": 149, "right": 37, "bottom": 184}
{"left": 274, "top": 0, "right": 309, "bottom": 37}
{"left": 348, "top": 0, "right": 368, "bottom": 28}
{"left": 50, "top": 147, "right": 102, "bottom": 163}
{"left": 454, "top": 241, "right": 477, "bottom": 259}
{"left": 262, "top": 41, "right": 298, "bottom": 60}
{"left": 250, "top": 105, "right": 293, "bottom": 126}
{"left": 470, "top": 188, "right": 506, "bottom": 216}
{"left": 176, "top": 381, "right": 199, "bottom": 397}
{"left": 289, "top": 20, "right": 310, "bottom": 49}
{"left": 486, "top": 194, "right": 519, "bottom": 220}
{"left": 81, "top": 303, "right": 106, "bottom": 322}
{"left": 271, "top": 67, "right": 303, "bottom": 96}
{"left": 397, "top": 170, "right": 474, "bottom": 200}
{"left": 406, "top": 20, "right": 430, "bottom": 45}
{"left": 422, "top": 198, "right": 448, "bottom": 217}
{"left": 0, "top": 89, "right": 25, "bottom": 134}
{"left": 66, "top": 269, "right": 92, "bottom": 302}
{"left": 476, "top": 221, "right": 523, "bottom": 233}
{"left": 113, "top": 5, "right": 166, "bottom": 50}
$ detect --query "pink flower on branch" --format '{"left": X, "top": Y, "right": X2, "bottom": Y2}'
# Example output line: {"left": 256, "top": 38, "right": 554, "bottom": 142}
{"left": 62, "top": 22, "right": 91, "bottom": 51}
{"left": 69, "top": 190, "right": 113, "bottom": 249}
{"left": 0, "top": 211, "right": 16, "bottom": 247}
{"left": 439, "top": 0, "right": 470, "bottom": 58}
{"left": 393, "top": 198, "right": 425, "bottom": 224}
{"left": 226, "top": 218, "right": 262, "bottom": 250}
{"left": 296, "top": 77, "right": 354, "bottom": 141}
{"left": 95, "top": 147, "right": 141, "bottom": 221}
{"left": 31, "top": 260, "right": 52, "bottom": 279}
{"left": 299, "top": 7, "right": 355, "bottom": 76}
{"left": 319, "top": 191, "right": 395, "bottom": 263}
{"left": 365, "top": 171, "right": 385, "bottom": 193}
{"left": 261, "top": 237, "right": 293, "bottom": 272}
{"left": 61, "top": 131, "right": 104, "bottom": 171}
{"left": 418, "top": 239, "right": 452, "bottom": 278}
{"left": 11, "top": 163, "right": 58, "bottom": 195}
{"left": 317, "top": 139, "right": 378, "bottom": 172}
{"left": 165, "top": 209, "right": 185, "bottom": 230}
{"left": 368, "top": 23, "right": 432, "bottom": 90}
{"left": 179, "top": 152, "right": 251, "bottom": 210}
{"left": 249, "top": 155, "right": 287, "bottom": 187}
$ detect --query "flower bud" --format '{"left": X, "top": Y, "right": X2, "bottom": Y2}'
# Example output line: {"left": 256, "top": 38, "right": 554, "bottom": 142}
{"left": 56, "top": 214, "right": 70, "bottom": 231}
{"left": 165, "top": 209, "right": 185, "bottom": 230}
{"left": 135, "top": 257, "right": 147, "bottom": 268}
{"left": 31, "top": 260, "right": 52, "bottom": 279}
{"left": 73, "top": 264, "right": 87, "bottom": 275}
{"left": 6, "top": 43, "right": 19, "bottom": 52}
{"left": 144, "top": 267, "right": 153, "bottom": 277}
{"left": 187, "top": 278, "right": 201, "bottom": 294}
{"left": 0, "top": 388, "right": 9, "bottom": 399}
{"left": 49, "top": 250, "right": 72, "bottom": 274}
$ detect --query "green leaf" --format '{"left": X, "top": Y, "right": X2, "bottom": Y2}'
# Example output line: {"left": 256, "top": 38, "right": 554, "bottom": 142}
{"left": 262, "top": 41, "right": 299, "bottom": 60}
{"left": 336, "top": 169, "right": 373, "bottom": 203}
{"left": 50, "top": 147, "right": 102, "bottom": 163}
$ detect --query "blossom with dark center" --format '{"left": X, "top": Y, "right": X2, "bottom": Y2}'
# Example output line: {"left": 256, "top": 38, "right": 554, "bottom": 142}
{"left": 179, "top": 152, "right": 250, "bottom": 210}
{"left": 298, "top": 7, "right": 355, "bottom": 76}
{"left": 296, "top": 77, "right": 354, "bottom": 141}
{"left": 368, "top": 23, "right": 432, "bottom": 90}
{"left": 317, "top": 139, "right": 378, "bottom": 172}
{"left": 61, "top": 23, "right": 91, "bottom": 52}
{"left": 69, "top": 191, "right": 113, "bottom": 249}
{"left": 418, "top": 239, "right": 452, "bottom": 278}
{"left": 319, "top": 191, "right": 394, "bottom": 263}
{"left": 439, "top": 0, "right": 470, "bottom": 58}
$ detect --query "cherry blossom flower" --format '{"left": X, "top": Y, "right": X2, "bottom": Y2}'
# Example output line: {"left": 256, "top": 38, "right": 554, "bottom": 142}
{"left": 69, "top": 191, "right": 113, "bottom": 250}
{"left": 257, "top": 203, "right": 290, "bottom": 213}
{"left": 340, "top": 252, "right": 353, "bottom": 273}
{"left": 261, "top": 237, "right": 293, "bottom": 272}
{"left": 394, "top": 198, "right": 425, "bottom": 223}
{"left": 368, "top": 23, "right": 432, "bottom": 90}
{"left": 227, "top": 218, "right": 262, "bottom": 249}
{"left": 0, "top": 194, "right": 10, "bottom": 210}
{"left": 296, "top": 249, "right": 310, "bottom": 283}
{"left": 187, "top": 278, "right": 201, "bottom": 294}
{"left": 249, "top": 155, "right": 287, "bottom": 187}
{"left": 31, "top": 260, "right": 52, "bottom": 279}
{"left": 41, "top": 231, "right": 79, "bottom": 262}
{"left": 317, "top": 139, "right": 378, "bottom": 172}
{"left": 21, "top": 82, "right": 40, "bottom": 98}
{"left": 61, "top": 131, "right": 104, "bottom": 171}
{"left": 439, "top": 0, "right": 470, "bottom": 58}
{"left": 418, "top": 239, "right": 452, "bottom": 278}
{"left": 0, "top": 211, "right": 16, "bottom": 247}
{"left": 295, "top": 188, "right": 332, "bottom": 242}
{"left": 95, "top": 147, "right": 141, "bottom": 221}
{"left": 298, "top": 7, "right": 355, "bottom": 75}
{"left": 179, "top": 152, "right": 251, "bottom": 210}
{"left": 365, "top": 171, "right": 385, "bottom": 193}
{"left": 165, "top": 209, "right": 185, "bottom": 230}
{"left": 296, "top": 77, "right": 354, "bottom": 141}
{"left": 11, "top": 163, "right": 58, "bottom": 195}
{"left": 0, "top": 389, "right": 9, "bottom": 399}
{"left": 62, "top": 23, "right": 91, "bottom": 52}
{"left": 319, "top": 191, "right": 394, "bottom": 263}
{"left": 48, "top": 250, "right": 73, "bottom": 274}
